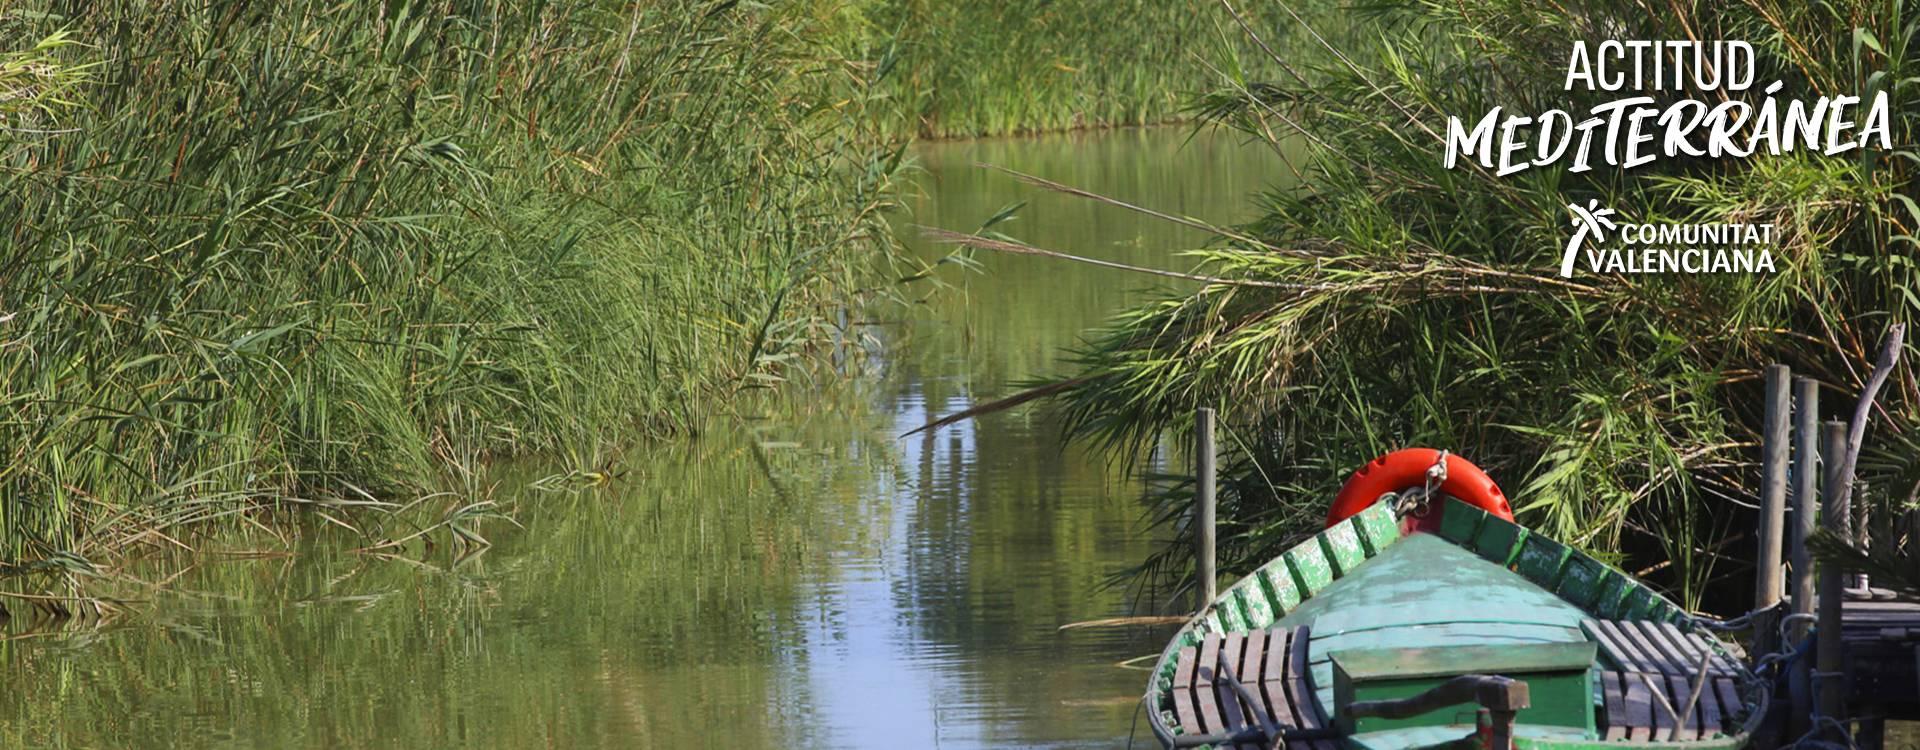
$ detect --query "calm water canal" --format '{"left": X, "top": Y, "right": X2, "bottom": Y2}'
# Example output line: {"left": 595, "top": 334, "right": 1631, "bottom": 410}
{"left": 0, "top": 128, "right": 1280, "bottom": 748}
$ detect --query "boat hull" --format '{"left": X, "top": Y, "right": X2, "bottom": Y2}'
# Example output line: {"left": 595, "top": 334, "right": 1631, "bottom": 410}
{"left": 1148, "top": 498, "right": 1757, "bottom": 750}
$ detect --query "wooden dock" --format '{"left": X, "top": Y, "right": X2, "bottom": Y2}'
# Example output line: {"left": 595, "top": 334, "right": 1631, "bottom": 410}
{"left": 1740, "top": 350, "right": 1920, "bottom": 748}
{"left": 1839, "top": 597, "right": 1920, "bottom": 730}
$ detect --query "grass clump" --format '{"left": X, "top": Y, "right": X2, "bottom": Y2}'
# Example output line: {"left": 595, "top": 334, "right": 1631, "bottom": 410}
{"left": 948, "top": 0, "right": 1920, "bottom": 610}
{"left": 0, "top": 1, "right": 904, "bottom": 582}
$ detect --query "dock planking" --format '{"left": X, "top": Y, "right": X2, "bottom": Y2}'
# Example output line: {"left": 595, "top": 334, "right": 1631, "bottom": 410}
{"left": 1838, "top": 598, "right": 1920, "bottom": 725}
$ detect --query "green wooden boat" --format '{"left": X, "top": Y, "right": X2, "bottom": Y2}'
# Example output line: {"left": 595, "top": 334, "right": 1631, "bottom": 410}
{"left": 1146, "top": 491, "right": 1763, "bottom": 750}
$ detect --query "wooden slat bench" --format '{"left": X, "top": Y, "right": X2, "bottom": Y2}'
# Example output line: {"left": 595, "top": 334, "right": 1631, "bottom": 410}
{"left": 1583, "top": 619, "right": 1744, "bottom": 741}
{"left": 1171, "top": 625, "right": 1338, "bottom": 750}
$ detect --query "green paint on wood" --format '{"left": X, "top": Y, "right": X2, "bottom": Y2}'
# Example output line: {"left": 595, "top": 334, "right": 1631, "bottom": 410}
{"left": 1332, "top": 642, "right": 1598, "bottom": 735}
{"left": 1237, "top": 591, "right": 1258, "bottom": 630}
{"left": 1278, "top": 535, "right": 1592, "bottom": 632}
{"left": 1277, "top": 534, "right": 1598, "bottom": 733}
{"left": 1514, "top": 533, "right": 1571, "bottom": 587}
{"left": 1217, "top": 591, "right": 1246, "bottom": 632}
{"left": 1286, "top": 540, "right": 1336, "bottom": 595}
{"left": 1553, "top": 553, "right": 1606, "bottom": 610}
{"left": 1355, "top": 500, "right": 1401, "bottom": 554}
{"left": 1619, "top": 584, "right": 1655, "bottom": 621}
{"left": 1241, "top": 581, "right": 1275, "bottom": 628}
{"left": 1349, "top": 724, "right": 1601, "bottom": 750}
{"left": 1436, "top": 498, "right": 1489, "bottom": 544}
{"left": 1438, "top": 501, "right": 1487, "bottom": 546}
{"left": 1589, "top": 571, "right": 1631, "bottom": 619}
{"left": 1333, "top": 641, "right": 1595, "bottom": 679}
{"left": 1323, "top": 520, "right": 1367, "bottom": 576}
{"left": 1262, "top": 564, "right": 1302, "bottom": 613}
{"left": 1319, "top": 620, "right": 1586, "bottom": 648}
{"left": 1475, "top": 515, "right": 1527, "bottom": 566}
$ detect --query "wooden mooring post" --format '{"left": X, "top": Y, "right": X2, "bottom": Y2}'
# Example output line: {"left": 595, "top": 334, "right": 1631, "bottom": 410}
{"left": 1817, "top": 419, "right": 1850, "bottom": 725}
{"left": 1789, "top": 376, "right": 1820, "bottom": 644}
{"left": 1754, "top": 364, "right": 1790, "bottom": 660}
{"left": 1788, "top": 375, "right": 1821, "bottom": 739}
{"left": 1194, "top": 407, "right": 1217, "bottom": 612}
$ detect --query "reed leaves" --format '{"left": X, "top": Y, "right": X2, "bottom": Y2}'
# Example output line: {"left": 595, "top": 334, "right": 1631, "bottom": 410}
{"left": 0, "top": 0, "right": 905, "bottom": 580}
{"left": 1010, "top": 0, "right": 1920, "bottom": 610}
{"left": 869, "top": 0, "right": 1336, "bottom": 138}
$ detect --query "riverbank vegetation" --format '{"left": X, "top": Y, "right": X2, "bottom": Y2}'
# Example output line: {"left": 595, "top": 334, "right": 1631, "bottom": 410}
{"left": 0, "top": 0, "right": 1317, "bottom": 599}
{"left": 946, "top": 0, "right": 1920, "bottom": 611}
{"left": 871, "top": 1, "right": 1311, "bottom": 138}
{"left": 0, "top": 0, "right": 907, "bottom": 593}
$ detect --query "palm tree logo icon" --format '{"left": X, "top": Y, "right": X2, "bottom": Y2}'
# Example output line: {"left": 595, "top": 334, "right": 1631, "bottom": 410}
{"left": 1560, "top": 200, "right": 1618, "bottom": 277}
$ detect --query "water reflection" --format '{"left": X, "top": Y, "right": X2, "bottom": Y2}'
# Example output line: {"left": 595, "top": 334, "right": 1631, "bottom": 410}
{"left": 0, "top": 127, "right": 1284, "bottom": 749}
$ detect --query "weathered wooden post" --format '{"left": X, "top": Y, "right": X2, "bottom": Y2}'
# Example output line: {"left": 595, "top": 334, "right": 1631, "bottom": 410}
{"left": 1790, "top": 376, "right": 1820, "bottom": 643}
{"left": 1788, "top": 375, "right": 1820, "bottom": 739}
{"left": 1195, "top": 407, "right": 1217, "bottom": 612}
{"left": 1754, "top": 364, "right": 1790, "bottom": 659}
{"left": 1817, "top": 419, "right": 1849, "bottom": 724}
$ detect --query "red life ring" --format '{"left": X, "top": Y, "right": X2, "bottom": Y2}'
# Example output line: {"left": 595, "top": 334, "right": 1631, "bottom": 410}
{"left": 1325, "top": 448, "right": 1513, "bottom": 533}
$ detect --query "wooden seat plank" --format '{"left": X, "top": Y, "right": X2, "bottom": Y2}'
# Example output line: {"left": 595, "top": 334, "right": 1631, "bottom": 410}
{"left": 1614, "top": 622, "right": 1662, "bottom": 670}
{"left": 1633, "top": 621, "right": 1701, "bottom": 677}
{"left": 1586, "top": 619, "right": 1659, "bottom": 673}
{"left": 1173, "top": 645, "right": 1205, "bottom": 736}
{"left": 1713, "top": 678, "right": 1741, "bottom": 730}
{"left": 1582, "top": 619, "right": 1626, "bottom": 667}
{"left": 1277, "top": 627, "right": 1307, "bottom": 749}
{"left": 1649, "top": 622, "right": 1706, "bottom": 666}
{"left": 1216, "top": 633, "right": 1252, "bottom": 749}
{"left": 1621, "top": 620, "right": 1677, "bottom": 670}
{"left": 1655, "top": 622, "right": 1738, "bottom": 677}
{"left": 1697, "top": 673, "right": 1725, "bottom": 736}
{"left": 1628, "top": 671, "right": 1668, "bottom": 739}
{"left": 1600, "top": 671, "right": 1630, "bottom": 740}
{"left": 1643, "top": 672, "right": 1676, "bottom": 739}
{"left": 1619, "top": 621, "right": 1686, "bottom": 675}
{"left": 1240, "top": 629, "right": 1277, "bottom": 739}
{"left": 1284, "top": 625, "right": 1337, "bottom": 750}
{"left": 1658, "top": 625, "right": 1720, "bottom": 679}
{"left": 1602, "top": 670, "right": 1737, "bottom": 740}
{"left": 1260, "top": 626, "right": 1289, "bottom": 728}
{"left": 1665, "top": 673, "right": 1699, "bottom": 740}
{"left": 1197, "top": 634, "right": 1224, "bottom": 734}
{"left": 1238, "top": 632, "right": 1271, "bottom": 750}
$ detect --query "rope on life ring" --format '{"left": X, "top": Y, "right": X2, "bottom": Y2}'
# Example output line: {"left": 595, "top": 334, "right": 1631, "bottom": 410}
{"left": 1325, "top": 448, "right": 1513, "bottom": 533}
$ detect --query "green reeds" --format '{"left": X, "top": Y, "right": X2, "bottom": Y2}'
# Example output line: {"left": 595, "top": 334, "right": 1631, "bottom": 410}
{"left": 869, "top": 0, "right": 1330, "bottom": 138}
{"left": 0, "top": 1, "right": 905, "bottom": 577}
{"left": 950, "top": 0, "right": 1920, "bottom": 610}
